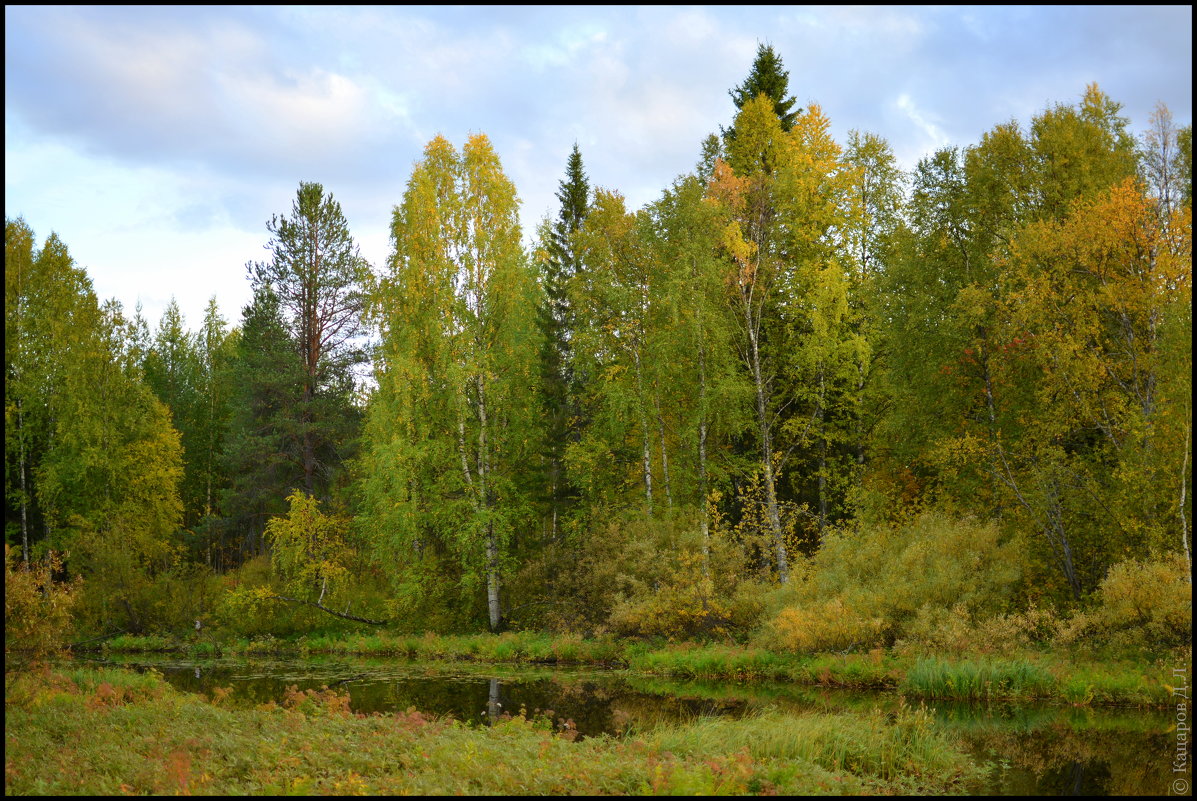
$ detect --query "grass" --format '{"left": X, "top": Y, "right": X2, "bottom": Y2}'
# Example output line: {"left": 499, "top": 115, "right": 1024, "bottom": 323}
{"left": 899, "top": 657, "right": 1056, "bottom": 701}
{"left": 96, "top": 630, "right": 628, "bottom": 665}
{"left": 5, "top": 665, "right": 983, "bottom": 795}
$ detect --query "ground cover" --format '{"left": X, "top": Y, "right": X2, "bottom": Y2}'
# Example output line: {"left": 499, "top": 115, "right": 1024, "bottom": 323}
{"left": 5, "top": 665, "right": 983, "bottom": 796}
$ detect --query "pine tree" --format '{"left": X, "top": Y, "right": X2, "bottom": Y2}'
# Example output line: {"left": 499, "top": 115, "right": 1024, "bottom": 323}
{"left": 248, "top": 182, "right": 368, "bottom": 499}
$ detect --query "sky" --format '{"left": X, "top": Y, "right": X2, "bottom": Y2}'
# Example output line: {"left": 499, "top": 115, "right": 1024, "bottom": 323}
{"left": 5, "top": 5, "right": 1193, "bottom": 331}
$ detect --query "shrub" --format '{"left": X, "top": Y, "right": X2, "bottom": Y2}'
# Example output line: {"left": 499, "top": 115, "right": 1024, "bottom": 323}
{"left": 4, "top": 544, "right": 80, "bottom": 661}
{"left": 898, "top": 603, "right": 1064, "bottom": 655}
{"left": 1058, "top": 553, "right": 1191, "bottom": 651}
{"left": 762, "top": 513, "right": 1025, "bottom": 651}
{"left": 569, "top": 510, "right": 758, "bottom": 640}
{"left": 765, "top": 598, "right": 884, "bottom": 653}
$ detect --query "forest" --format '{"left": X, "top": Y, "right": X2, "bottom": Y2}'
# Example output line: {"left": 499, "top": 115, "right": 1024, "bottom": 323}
{"left": 5, "top": 45, "right": 1192, "bottom": 663}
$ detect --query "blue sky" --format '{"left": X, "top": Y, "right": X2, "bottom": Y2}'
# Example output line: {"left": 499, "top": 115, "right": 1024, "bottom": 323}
{"left": 5, "top": 5, "right": 1192, "bottom": 330}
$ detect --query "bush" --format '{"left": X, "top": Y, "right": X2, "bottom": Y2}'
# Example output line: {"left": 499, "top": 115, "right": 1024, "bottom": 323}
{"left": 897, "top": 603, "right": 1064, "bottom": 655}
{"left": 765, "top": 598, "right": 885, "bottom": 653}
{"left": 1058, "top": 553, "right": 1191, "bottom": 651}
{"left": 762, "top": 513, "right": 1025, "bottom": 652}
{"left": 4, "top": 544, "right": 80, "bottom": 660}
{"left": 603, "top": 513, "right": 760, "bottom": 640}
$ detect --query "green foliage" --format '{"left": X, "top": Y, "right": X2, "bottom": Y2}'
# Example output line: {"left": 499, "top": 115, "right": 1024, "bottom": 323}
{"left": 5, "top": 224, "right": 185, "bottom": 634}
{"left": 361, "top": 133, "right": 541, "bottom": 631}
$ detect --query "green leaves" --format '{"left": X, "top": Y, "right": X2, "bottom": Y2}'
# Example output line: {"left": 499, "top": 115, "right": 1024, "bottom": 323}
{"left": 363, "top": 134, "right": 541, "bottom": 629}
{"left": 266, "top": 491, "right": 351, "bottom": 601}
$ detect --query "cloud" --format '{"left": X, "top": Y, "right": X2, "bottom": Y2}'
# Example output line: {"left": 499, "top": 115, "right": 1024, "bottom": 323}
{"left": 893, "top": 93, "right": 951, "bottom": 162}
{"left": 4, "top": 7, "right": 415, "bottom": 186}
{"left": 5, "top": 6, "right": 1190, "bottom": 340}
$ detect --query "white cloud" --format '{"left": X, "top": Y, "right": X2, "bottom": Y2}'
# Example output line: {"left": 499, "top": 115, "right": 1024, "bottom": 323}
{"left": 894, "top": 93, "right": 951, "bottom": 164}
{"left": 5, "top": 5, "right": 1190, "bottom": 340}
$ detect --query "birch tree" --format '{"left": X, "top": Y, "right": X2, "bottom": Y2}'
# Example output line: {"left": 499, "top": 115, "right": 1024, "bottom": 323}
{"left": 363, "top": 134, "right": 541, "bottom": 631}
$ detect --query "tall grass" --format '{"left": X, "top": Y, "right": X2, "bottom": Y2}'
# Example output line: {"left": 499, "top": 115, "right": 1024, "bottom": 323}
{"left": 645, "top": 703, "right": 975, "bottom": 785}
{"left": 900, "top": 657, "right": 1055, "bottom": 701}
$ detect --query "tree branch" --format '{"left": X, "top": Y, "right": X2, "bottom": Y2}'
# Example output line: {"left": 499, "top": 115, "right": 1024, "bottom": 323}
{"left": 271, "top": 594, "right": 388, "bottom": 626}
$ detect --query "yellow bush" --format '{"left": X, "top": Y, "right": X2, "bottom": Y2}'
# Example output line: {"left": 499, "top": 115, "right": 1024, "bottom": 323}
{"left": 896, "top": 604, "right": 978, "bottom": 655}
{"left": 767, "top": 598, "right": 885, "bottom": 653}
{"left": 896, "top": 604, "right": 1063, "bottom": 656}
{"left": 760, "top": 513, "right": 1026, "bottom": 652}
{"left": 1059, "top": 553, "right": 1192, "bottom": 650}
{"left": 4, "top": 545, "right": 80, "bottom": 660}
{"left": 608, "top": 553, "right": 736, "bottom": 640}
{"left": 554, "top": 508, "right": 764, "bottom": 640}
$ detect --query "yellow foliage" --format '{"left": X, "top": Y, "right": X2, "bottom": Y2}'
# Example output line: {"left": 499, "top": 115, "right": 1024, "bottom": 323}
{"left": 760, "top": 513, "right": 1027, "bottom": 652}
{"left": 4, "top": 544, "right": 80, "bottom": 660}
{"left": 265, "top": 491, "right": 352, "bottom": 601}
{"left": 768, "top": 598, "right": 884, "bottom": 653}
{"left": 897, "top": 604, "right": 1064, "bottom": 656}
{"left": 1058, "top": 553, "right": 1192, "bottom": 650}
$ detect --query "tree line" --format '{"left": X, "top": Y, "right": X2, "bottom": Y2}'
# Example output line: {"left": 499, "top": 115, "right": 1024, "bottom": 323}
{"left": 6, "top": 46, "right": 1192, "bottom": 636}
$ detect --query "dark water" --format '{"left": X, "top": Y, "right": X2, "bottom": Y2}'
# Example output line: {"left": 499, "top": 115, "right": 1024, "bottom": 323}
{"left": 80, "top": 654, "right": 1185, "bottom": 796}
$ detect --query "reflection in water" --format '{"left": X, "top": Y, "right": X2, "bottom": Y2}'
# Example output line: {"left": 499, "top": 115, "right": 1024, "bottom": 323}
{"left": 486, "top": 678, "right": 502, "bottom": 724}
{"left": 85, "top": 655, "right": 1180, "bottom": 797}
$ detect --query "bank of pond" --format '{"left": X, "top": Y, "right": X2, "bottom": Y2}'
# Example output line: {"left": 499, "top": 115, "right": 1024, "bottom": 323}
{"left": 5, "top": 647, "right": 1187, "bottom": 795}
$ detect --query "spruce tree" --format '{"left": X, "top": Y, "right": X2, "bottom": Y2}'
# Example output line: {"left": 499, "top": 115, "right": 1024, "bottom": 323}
{"left": 538, "top": 144, "right": 590, "bottom": 540}
{"left": 218, "top": 287, "right": 304, "bottom": 563}
{"left": 725, "top": 43, "right": 801, "bottom": 145}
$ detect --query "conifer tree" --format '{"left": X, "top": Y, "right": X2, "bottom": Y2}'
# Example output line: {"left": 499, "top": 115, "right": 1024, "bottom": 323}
{"left": 143, "top": 299, "right": 204, "bottom": 530}
{"left": 248, "top": 182, "right": 368, "bottom": 499}
{"left": 219, "top": 287, "right": 305, "bottom": 562}
{"left": 724, "top": 43, "right": 801, "bottom": 147}
{"left": 538, "top": 144, "right": 590, "bottom": 540}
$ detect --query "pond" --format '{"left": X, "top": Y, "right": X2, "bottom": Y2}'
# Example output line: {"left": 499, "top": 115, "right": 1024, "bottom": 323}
{"left": 81, "top": 654, "right": 1181, "bottom": 796}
